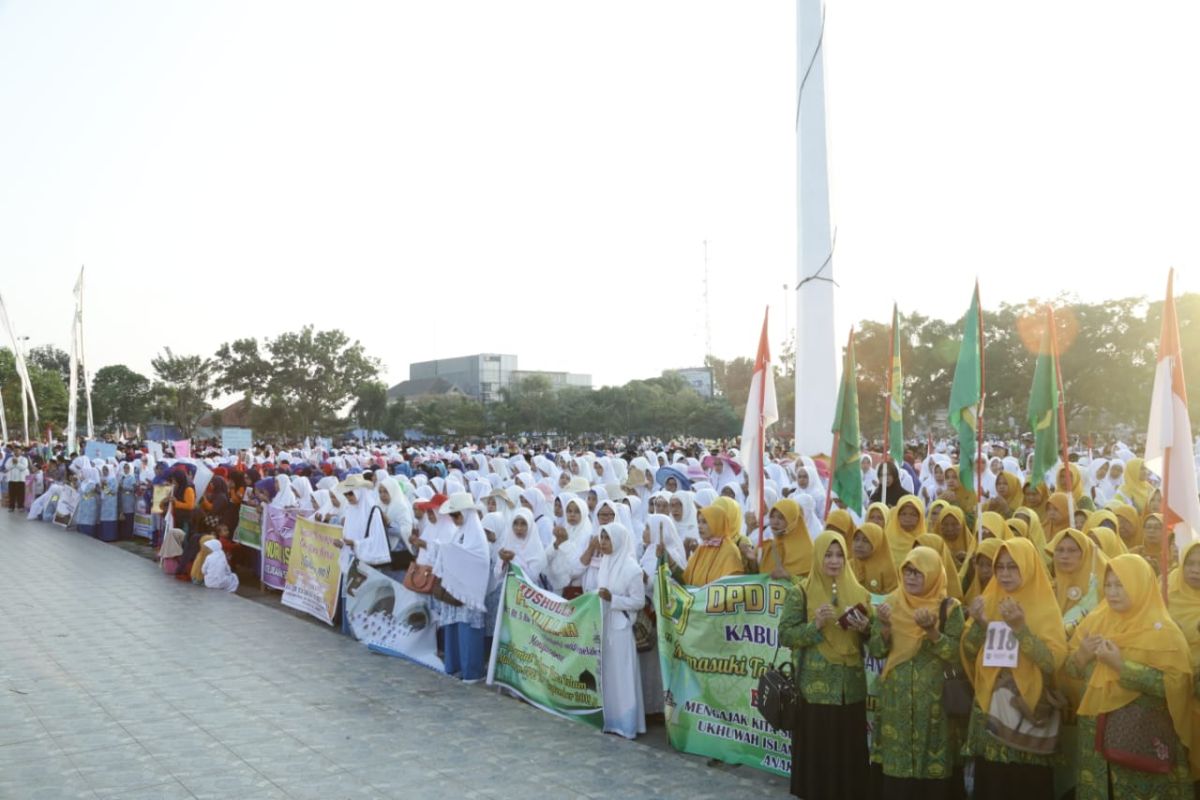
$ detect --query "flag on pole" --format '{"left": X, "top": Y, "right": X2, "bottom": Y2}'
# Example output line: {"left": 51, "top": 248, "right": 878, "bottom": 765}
{"left": 948, "top": 283, "right": 983, "bottom": 490}
{"left": 739, "top": 309, "right": 779, "bottom": 541}
{"left": 1026, "top": 308, "right": 1058, "bottom": 489}
{"left": 830, "top": 328, "right": 863, "bottom": 515}
{"left": 1145, "top": 269, "right": 1200, "bottom": 547}
{"left": 886, "top": 303, "right": 904, "bottom": 465}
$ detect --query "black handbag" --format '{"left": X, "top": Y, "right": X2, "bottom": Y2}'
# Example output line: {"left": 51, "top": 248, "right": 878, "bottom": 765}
{"left": 753, "top": 587, "right": 804, "bottom": 732}
{"left": 939, "top": 597, "right": 974, "bottom": 719}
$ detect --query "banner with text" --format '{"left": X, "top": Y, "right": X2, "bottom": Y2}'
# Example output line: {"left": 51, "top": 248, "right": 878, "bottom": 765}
{"left": 654, "top": 566, "right": 792, "bottom": 777}
{"left": 261, "top": 506, "right": 296, "bottom": 590}
{"left": 345, "top": 559, "right": 444, "bottom": 672}
{"left": 132, "top": 513, "right": 153, "bottom": 540}
{"left": 235, "top": 505, "right": 262, "bottom": 550}
{"left": 281, "top": 515, "right": 343, "bottom": 625}
{"left": 52, "top": 486, "right": 79, "bottom": 528}
{"left": 487, "top": 566, "right": 604, "bottom": 728}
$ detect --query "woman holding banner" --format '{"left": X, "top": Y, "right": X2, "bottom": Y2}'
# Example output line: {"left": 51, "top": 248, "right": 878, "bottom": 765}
{"left": 432, "top": 492, "right": 491, "bottom": 683}
{"left": 779, "top": 530, "right": 871, "bottom": 799}
{"left": 585, "top": 522, "right": 646, "bottom": 739}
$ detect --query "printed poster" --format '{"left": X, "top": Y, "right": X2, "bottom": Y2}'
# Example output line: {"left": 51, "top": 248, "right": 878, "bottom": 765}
{"left": 344, "top": 559, "right": 443, "bottom": 672}
{"left": 261, "top": 506, "right": 296, "bottom": 590}
{"left": 487, "top": 565, "right": 604, "bottom": 728}
{"left": 52, "top": 486, "right": 79, "bottom": 528}
{"left": 281, "top": 515, "right": 343, "bottom": 625}
{"left": 235, "top": 504, "right": 262, "bottom": 550}
{"left": 655, "top": 565, "right": 793, "bottom": 777}
{"left": 132, "top": 513, "right": 154, "bottom": 540}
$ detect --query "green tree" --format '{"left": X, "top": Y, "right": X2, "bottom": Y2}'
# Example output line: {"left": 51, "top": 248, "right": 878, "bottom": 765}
{"left": 352, "top": 381, "right": 389, "bottom": 437}
{"left": 150, "top": 349, "right": 213, "bottom": 438}
{"left": 91, "top": 365, "right": 151, "bottom": 434}
{"left": 0, "top": 348, "right": 69, "bottom": 438}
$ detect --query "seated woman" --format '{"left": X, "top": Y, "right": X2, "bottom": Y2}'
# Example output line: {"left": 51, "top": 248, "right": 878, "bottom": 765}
{"left": 680, "top": 505, "right": 745, "bottom": 586}
{"left": 201, "top": 538, "right": 239, "bottom": 593}
{"left": 962, "top": 538, "right": 1066, "bottom": 799}
{"left": 1066, "top": 555, "right": 1193, "bottom": 799}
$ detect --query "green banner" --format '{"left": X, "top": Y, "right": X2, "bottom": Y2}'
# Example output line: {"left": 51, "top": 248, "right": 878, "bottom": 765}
{"left": 486, "top": 566, "right": 604, "bottom": 728}
{"left": 655, "top": 565, "right": 793, "bottom": 776}
{"left": 235, "top": 504, "right": 261, "bottom": 550}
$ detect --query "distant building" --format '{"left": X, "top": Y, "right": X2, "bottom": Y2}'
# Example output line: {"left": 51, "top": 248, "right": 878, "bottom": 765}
{"left": 670, "top": 367, "right": 715, "bottom": 398}
{"left": 402, "top": 354, "right": 590, "bottom": 403}
{"left": 386, "top": 377, "right": 466, "bottom": 404}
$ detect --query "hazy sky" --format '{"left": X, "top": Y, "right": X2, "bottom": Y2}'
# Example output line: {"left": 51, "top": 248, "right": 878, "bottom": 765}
{"left": 1, "top": 1, "right": 1198, "bottom": 393}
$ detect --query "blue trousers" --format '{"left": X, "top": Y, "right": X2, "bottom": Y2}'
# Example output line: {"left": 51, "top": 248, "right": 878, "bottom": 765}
{"left": 441, "top": 622, "right": 485, "bottom": 680}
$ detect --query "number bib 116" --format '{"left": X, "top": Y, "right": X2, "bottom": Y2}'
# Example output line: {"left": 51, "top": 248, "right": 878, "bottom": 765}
{"left": 982, "top": 621, "right": 1019, "bottom": 668}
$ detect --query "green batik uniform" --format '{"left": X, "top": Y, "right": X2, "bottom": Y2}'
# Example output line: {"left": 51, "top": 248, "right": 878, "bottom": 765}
{"left": 961, "top": 622, "right": 1062, "bottom": 766}
{"left": 778, "top": 585, "right": 868, "bottom": 705}
{"left": 868, "top": 603, "right": 965, "bottom": 780}
{"left": 1065, "top": 657, "right": 1192, "bottom": 800}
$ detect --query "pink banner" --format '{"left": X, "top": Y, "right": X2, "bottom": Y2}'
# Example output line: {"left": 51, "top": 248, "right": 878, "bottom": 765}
{"left": 173, "top": 440, "right": 191, "bottom": 458}
{"left": 261, "top": 506, "right": 296, "bottom": 590}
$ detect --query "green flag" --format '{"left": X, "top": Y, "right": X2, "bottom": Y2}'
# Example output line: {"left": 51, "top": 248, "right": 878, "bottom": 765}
{"left": 831, "top": 329, "right": 863, "bottom": 514}
{"left": 887, "top": 304, "right": 904, "bottom": 465}
{"left": 947, "top": 284, "right": 982, "bottom": 491}
{"left": 1026, "top": 310, "right": 1059, "bottom": 489}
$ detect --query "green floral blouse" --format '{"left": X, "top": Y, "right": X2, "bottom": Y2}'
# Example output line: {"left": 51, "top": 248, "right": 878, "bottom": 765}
{"left": 1064, "top": 657, "right": 1192, "bottom": 800}
{"left": 778, "top": 584, "right": 868, "bottom": 705}
{"left": 868, "top": 603, "right": 965, "bottom": 780}
{"left": 960, "top": 622, "right": 1062, "bottom": 765}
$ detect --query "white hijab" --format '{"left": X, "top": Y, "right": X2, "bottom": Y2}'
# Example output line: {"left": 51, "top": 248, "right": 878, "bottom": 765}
{"left": 641, "top": 512, "right": 686, "bottom": 575}
{"left": 432, "top": 509, "right": 490, "bottom": 612}
{"left": 671, "top": 491, "right": 699, "bottom": 543}
{"left": 496, "top": 508, "right": 547, "bottom": 581}
{"left": 597, "top": 523, "right": 641, "bottom": 596}
{"left": 270, "top": 475, "right": 298, "bottom": 509}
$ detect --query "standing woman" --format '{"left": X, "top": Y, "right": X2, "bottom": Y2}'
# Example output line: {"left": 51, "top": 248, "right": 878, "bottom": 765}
{"left": 1048, "top": 528, "right": 1101, "bottom": 637}
{"left": 758, "top": 498, "right": 813, "bottom": 580}
{"left": 118, "top": 463, "right": 138, "bottom": 539}
{"left": 98, "top": 465, "right": 119, "bottom": 542}
{"left": 680, "top": 506, "right": 745, "bottom": 586}
{"left": 1113, "top": 457, "right": 1154, "bottom": 514}
{"left": 171, "top": 470, "right": 196, "bottom": 534}
{"left": 869, "top": 546, "right": 965, "bottom": 800}
{"left": 433, "top": 492, "right": 494, "bottom": 683}
{"left": 780, "top": 531, "right": 872, "bottom": 799}
{"left": 884, "top": 495, "right": 927, "bottom": 570}
{"left": 961, "top": 538, "right": 1067, "bottom": 799}
{"left": 1066, "top": 555, "right": 1194, "bottom": 799}
{"left": 850, "top": 522, "right": 898, "bottom": 596}
{"left": 585, "top": 522, "right": 646, "bottom": 739}
{"left": 75, "top": 466, "right": 101, "bottom": 537}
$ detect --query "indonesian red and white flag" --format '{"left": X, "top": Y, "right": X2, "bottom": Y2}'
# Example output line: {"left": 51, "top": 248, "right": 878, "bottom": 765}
{"left": 740, "top": 309, "right": 779, "bottom": 540}
{"left": 1144, "top": 270, "right": 1200, "bottom": 546}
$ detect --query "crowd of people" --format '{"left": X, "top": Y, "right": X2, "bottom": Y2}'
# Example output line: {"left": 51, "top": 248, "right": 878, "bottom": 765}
{"left": 3, "top": 433, "right": 1200, "bottom": 799}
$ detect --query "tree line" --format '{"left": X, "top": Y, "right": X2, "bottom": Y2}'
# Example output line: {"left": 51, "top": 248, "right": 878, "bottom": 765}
{"left": 0, "top": 293, "right": 1191, "bottom": 443}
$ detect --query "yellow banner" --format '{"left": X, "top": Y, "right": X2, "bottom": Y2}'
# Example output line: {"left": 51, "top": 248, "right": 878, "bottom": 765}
{"left": 281, "top": 515, "right": 343, "bottom": 625}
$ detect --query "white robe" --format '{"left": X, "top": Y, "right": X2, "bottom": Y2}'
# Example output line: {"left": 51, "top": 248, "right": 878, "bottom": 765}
{"left": 583, "top": 560, "right": 646, "bottom": 739}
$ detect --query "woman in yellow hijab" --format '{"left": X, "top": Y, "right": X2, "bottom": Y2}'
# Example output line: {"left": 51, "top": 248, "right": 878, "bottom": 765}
{"left": 935, "top": 505, "right": 975, "bottom": 571}
{"left": 851, "top": 522, "right": 898, "bottom": 595}
{"left": 943, "top": 465, "right": 979, "bottom": 527}
{"left": 961, "top": 538, "right": 1067, "bottom": 796}
{"left": 1055, "top": 463, "right": 1088, "bottom": 507}
{"left": 681, "top": 506, "right": 745, "bottom": 586}
{"left": 1142, "top": 513, "right": 1176, "bottom": 576}
{"left": 825, "top": 507, "right": 854, "bottom": 539}
{"left": 1047, "top": 528, "right": 1100, "bottom": 635}
{"left": 865, "top": 501, "right": 889, "bottom": 528}
{"left": 779, "top": 531, "right": 872, "bottom": 798}
{"left": 712, "top": 496, "right": 756, "bottom": 571}
{"left": 916, "top": 533, "right": 965, "bottom": 600}
{"left": 927, "top": 499, "right": 950, "bottom": 534}
{"left": 758, "top": 498, "right": 812, "bottom": 579}
{"left": 1045, "top": 492, "right": 1072, "bottom": 538}
{"left": 871, "top": 547, "right": 964, "bottom": 795}
{"left": 1020, "top": 480, "right": 1051, "bottom": 525}
{"left": 1108, "top": 503, "right": 1144, "bottom": 552}
{"left": 978, "top": 510, "right": 1011, "bottom": 542}
{"left": 1115, "top": 457, "right": 1154, "bottom": 513}
{"left": 884, "top": 494, "right": 926, "bottom": 570}
{"left": 1167, "top": 540, "right": 1200, "bottom": 667}
{"left": 964, "top": 538, "right": 1004, "bottom": 604}
{"left": 1081, "top": 508, "right": 1118, "bottom": 537}
{"left": 993, "top": 471, "right": 1025, "bottom": 514}
{"left": 1067, "top": 555, "right": 1195, "bottom": 798}
{"left": 1088, "top": 527, "right": 1128, "bottom": 564}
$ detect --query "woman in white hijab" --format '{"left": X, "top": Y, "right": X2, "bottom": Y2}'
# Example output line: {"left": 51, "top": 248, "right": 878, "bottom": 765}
{"left": 336, "top": 476, "right": 391, "bottom": 573}
{"left": 377, "top": 477, "right": 413, "bottom": 560}
{"left": 545, "top": 495, "right": 593, "bottom": 595}
{"left": 432, "top": 492, "right": 491, "bottom": 682}
{"left": 519, "top": 488, "right": 555, "bottom": 548}
{"left": 670, "top": 491, "right": 700, "bottom": 544}
{"left": 496, "top": 508, "right": 547, "bottom": 584}
{"left": 270, "top": 475, "right": 298, "bottom": 509}
{"left": 309, "top": 489, "right": 339, "bottom": 524}
{"left": 796, "top": 465, "right": 827, "bottom": 512}
{"left": 201, "top": 539, "right": 239, "bottom": 592}
{"left": 290, "top": 476, "right": 313, "bottom": 510}
{"left": 584, "top": 522, "right": 646, "bottom": 739}
{"left": 641, "top": 513, "right": 687, "bottom": 580}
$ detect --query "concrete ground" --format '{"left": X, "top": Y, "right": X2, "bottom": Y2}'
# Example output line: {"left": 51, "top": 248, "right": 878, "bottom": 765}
{"left": 0, "top": 510, "right": 785, "bottom": 799}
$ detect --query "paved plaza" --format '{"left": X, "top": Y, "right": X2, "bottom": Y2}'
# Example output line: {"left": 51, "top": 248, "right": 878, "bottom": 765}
{"left": 0, "top": 511, "right": 784, "bottom": 799}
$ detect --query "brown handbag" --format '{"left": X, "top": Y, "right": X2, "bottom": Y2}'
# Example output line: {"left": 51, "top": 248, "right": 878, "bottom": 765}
{"left": 1095, "top": 703, "right": 1176, "bottom": 774}
{"left": 402, "top": 564, "right": 436, "bottom": 594}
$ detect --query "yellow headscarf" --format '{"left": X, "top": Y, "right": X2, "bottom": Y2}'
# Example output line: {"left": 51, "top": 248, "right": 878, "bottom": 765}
{"left": 851, "top": 522, "right": 898, "bottom": 595}
{"left": 1073, "top": 555, "right": 1193, "bottom": 758}
{"left": 916, "top": 533, "right": 965, "bottom": 600}
{"left": 1088, "top": 527, "right": 1128, "bottom": 564}
{"left": 1021, "top": 481, "right": 1050, "bottom": 524}
{"left": 936, "top": 505, "right": 975, "bottom": 564}
{"left": 965, "top": 538, "right": 1005, "bottom": 603}
{"left": 1110, "top": 503, "right": 1144, "bottom": 550}
{"left": 682, "top": 506, "right": 746, "bottom": 586}
{"left": 865, "top": 501, "right": 890, "bottom": 529}
{"left": 1047, "top": 528, "right": 1096, "bottom": 615}
{"left": 1055, "top": 463, "right": 1086, "bottom": 504}
{"left": 1012, "top": 508, "right": 1048, "bottom": 551}
{"left": 758, "top": 498, "right": 812, "bottom": 577}
{"left": 994, "top": 471, "right": 1024, "bottom": 509}
{"left": 825, "top": 508, "right": 854, "bottom": 538}
{"left": 1168, "top": 540, "right": 1200, "bottom": 666}
{"left": 1118, "top": 457, "right": 1154, "bottom": 512}
{"left": 965, "top": 538, "right": 1067, "bottom": 714}
{"left": 804, "top": 531, "right": 871, "bottom": 666}
{"left": 926, "top": 499, "right": 950, "bottom": 533}
{"left": 1046, "top": 492, "right": 1072, "bottom": 538}
{"left": 944, "top": 465, "right": 978, "bottom": 514}
{"left": 880, "top": 546, "right": 949, "bottom": 680}
{"left": 1006, "top": 516, "right": 1028, "bottom": 539}
{"left": 1081, "top": 509, "right": 1119, "bottom": 537}
{"left": 885, "top": 494, "right": 926, "bottom": 569}
{"left": 1142, "top": 512, "right": 1175, "bottom": 575}
{"left": 978, "top": 511, "right": 1012, "bottom": 541}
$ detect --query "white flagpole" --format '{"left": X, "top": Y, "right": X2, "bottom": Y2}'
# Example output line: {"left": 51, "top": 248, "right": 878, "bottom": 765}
{"left": 66, "top": 270, "right": 81, "bottom": 455}
{"left": 78, "top": 267, "right": 94, "bottom": 439}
